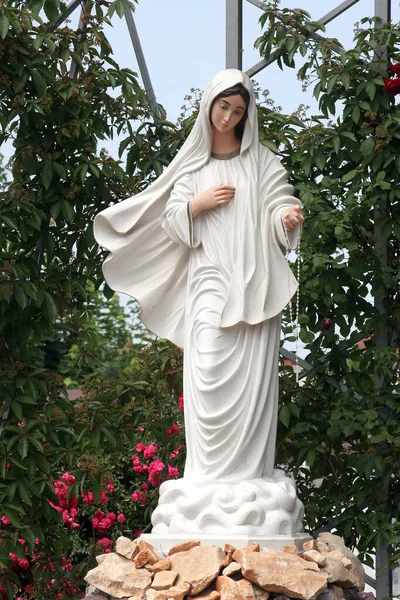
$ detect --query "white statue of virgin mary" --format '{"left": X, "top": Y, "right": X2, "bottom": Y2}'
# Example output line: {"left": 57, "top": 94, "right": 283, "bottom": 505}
{"left": 94, "top": 69, "right": 305, "bottom": 538}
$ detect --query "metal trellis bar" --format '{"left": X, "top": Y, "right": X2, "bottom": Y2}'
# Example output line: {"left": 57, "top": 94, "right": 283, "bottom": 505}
{"left": 124, "top": 7, "right": 161, "bottom": 121}
{"left": 226, "top": 0, "right": 243, "bottom": 70}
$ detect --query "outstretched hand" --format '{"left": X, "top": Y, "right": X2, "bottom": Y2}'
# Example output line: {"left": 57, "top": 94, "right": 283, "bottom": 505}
{"left": 283, "top": 205, "right": 304, "bottom": 231}
{"left": 191, "top": 185, "right": 235, "bottom": 219}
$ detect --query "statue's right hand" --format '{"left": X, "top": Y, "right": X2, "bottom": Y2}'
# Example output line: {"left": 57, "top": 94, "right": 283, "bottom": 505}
{"left": 191, "top": 185, "right": 235, "bottom": 219}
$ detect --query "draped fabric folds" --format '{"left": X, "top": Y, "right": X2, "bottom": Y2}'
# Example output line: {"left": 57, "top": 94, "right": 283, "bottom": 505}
{"left": 93, "top": 69, "right": 300, "bottom": 349}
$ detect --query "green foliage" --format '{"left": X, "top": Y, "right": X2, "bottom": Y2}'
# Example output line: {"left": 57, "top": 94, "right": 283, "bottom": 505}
{"left": 256, "top": 7, "right": 400, "bottom": 567}
{"left": 0, "top": 0, "right": 188, "bottom": 596}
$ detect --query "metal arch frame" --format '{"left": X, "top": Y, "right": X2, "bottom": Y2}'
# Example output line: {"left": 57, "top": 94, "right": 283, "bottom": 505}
{"left": 225, "top": 1, "right": 393, "bottom": 598}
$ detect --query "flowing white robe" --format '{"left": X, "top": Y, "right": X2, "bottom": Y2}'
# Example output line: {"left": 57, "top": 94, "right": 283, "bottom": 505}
{"left": 161, "top": 150, "right": 297, "bottom": 483}
{"left": 151, "top": 149, "right": 305, "bottom": 535}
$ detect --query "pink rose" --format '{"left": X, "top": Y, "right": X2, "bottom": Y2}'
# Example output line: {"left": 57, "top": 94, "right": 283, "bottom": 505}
{"left": 61, "top": 472, "right": 76, "bottom": 485}
{"left": 143, "top": 442, "right": 158, "bottom": 459}
{"left": 167, "top": 424, "right": 180, "bottom": 436}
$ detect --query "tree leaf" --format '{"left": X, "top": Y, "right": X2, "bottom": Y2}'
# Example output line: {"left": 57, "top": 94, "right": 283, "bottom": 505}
{"left": 42, "top": 292, "right": 58, "bottom": 323}
{"left": 52, "top": 162, "right": 67, "bottom": 179}
{"left": 31, "top": 69, "right": 47, "bottom": 97}
{"left": 341, "top": 71, "right": 351, "bottom": 90}
{"left": 315, "top": 151, "right": 326, "bottom": 171}
{"left": 18, "top": 478, "right": 32, "bottom": 505}
{"left": 43, "top": 0, "right": 60, "bottom": 23}
{"left": 360, "top": 137, "right": 375, "bottom": 155}
{"left": 61, "top": 200, "right": 75, "bottom": 223}
{"left": 342, "top": 169, "right": 357, "bottom": 183}
{"left": 365, "top": 82, "right": 376, "bottom": 101}
{"left": 40, "top": 164, "right": 53, "bottom": 190}
{"left": 0, "top": 14, "right": 10, "bottom": 39}
{"left": 14, "top": 285, "right": 27, "bottom": 310}
{"left": 279, "top": 404, "right": 291, "bottom": 428}
{"left": 352, "top": 105, "right": 361, "bottom": 123}
{"left": 11, "top": 401, "right": 23, "bottom": 420}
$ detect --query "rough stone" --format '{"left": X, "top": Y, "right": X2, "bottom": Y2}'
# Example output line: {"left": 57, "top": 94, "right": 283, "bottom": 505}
{"left": 233, "top": 549, "right": 328, "bottom": 600}
{"left": 316, "top": 542, "right": 330, "bottom": 555}
{"left": 145, "top": 591, "right": 158, "bottom": 600}
{"left": 85, "top": 553, "right": 152, "bottom": 599}
{"left": 222, "top": 544, "right": 236, "bottom": 567}
{"left": 317, "top": 533, "right": 364, "bottom": 591}
{"left": 116, "top": 537, "right": 139, "bottom": 561}
{"left": 168, "top": 540, "right": 200, "bottom": 555}
{"left": 237, "top": 578, "right": 257, "bottom": 599}
{"left": 303, "top": 550, "right": 327, "bottom": 567}
{"left": 251, "top": 584, "right": 270, "bottom": 600}
{"left": 83, "top": 596, "right": 108, "bottom": 600}
{"left": 169, "top": 545, "right": 226, "bottom": 595}
{"left": 328, "top": 584, "right": 346, "bottom": 600}
{"left": 96, "top": 554, "right": 108, "bottom": 565}
{"left": 195, "top": 587, "right": 221, "bottom": 600}
{"left": 343, "top": 592, "right": 375, "bottom": 600}
{"left": 303, "top": 540, "right": 317, "bottom": 552}
{"left": 242, "top": 542, "right": 260, "bottom": 553}
{"left": 321, "top": 556, "right": 359, "bottom": 589}
{"left": 282, "top": 545, "right": 298, "bottom": 554}
{"left": 151, "top": 583, "right": 190, "bottom": 600}
{"left": 326, "top": 551, "right": 352, "bottom": 570}
{"left": 111, "top": 596, "right": 144, "bottom": 600}
{"left": 317, "top": 586, "right": 346, "bottom": 600}
{"left": 151, "top": 570, "right": 178, "bottom": 590}
{"left": 139, "top": 540, "right": 155, "bottom": 552}
{"left": 146, "top": 558, "right": 171, "bottom": 573}
{"left": 86, "top": 584, "right": 107, "bottom": 596}
{"left": 135, "top": 549, "right": 159, "bottom": 568}
{"left": 316, "top": 589, "right": 335, "bottom": 600}
{"left": 222, "top": 561, "right": 241, "bottom": 577}
{"left": 216, "top": 576, "right": 249, "bottom": 600}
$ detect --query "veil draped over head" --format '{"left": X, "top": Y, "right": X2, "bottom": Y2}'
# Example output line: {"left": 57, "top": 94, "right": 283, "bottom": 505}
{"left": 94, "top": 69, "right": 298, "bottom": 348}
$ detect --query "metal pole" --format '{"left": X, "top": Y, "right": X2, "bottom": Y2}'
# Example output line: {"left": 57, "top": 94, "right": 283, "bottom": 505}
{"left": 46, "top": 0, "right": 82, "bottom": 32}
{"left": 226, "top": 0, "right": 243, "bottom": 69}
{"left": 124, "top": 8, "right": 161, "bottom": 122}
{"left": 373, "top": 1, "right": 392, "bottom": 598}
{"left": 69, "top": 1, "right": 88, "bottom": 79}
{"left": 317, "top": 0, "right": 361, "bottom": 26}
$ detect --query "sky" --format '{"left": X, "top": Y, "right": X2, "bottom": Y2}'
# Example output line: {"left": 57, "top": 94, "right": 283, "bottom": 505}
{"left": 100, "top": 0, "right": 400, "bottom": 123}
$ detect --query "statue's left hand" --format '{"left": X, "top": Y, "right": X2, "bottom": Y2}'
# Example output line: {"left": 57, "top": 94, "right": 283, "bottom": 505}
{"left": 283, "top": 205, "right": 304, "bottom": 231}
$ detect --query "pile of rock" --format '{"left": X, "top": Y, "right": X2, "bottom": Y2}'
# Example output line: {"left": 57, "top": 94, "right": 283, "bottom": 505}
{"left": 84, "top": 532, "right": 371, "bottom": 600}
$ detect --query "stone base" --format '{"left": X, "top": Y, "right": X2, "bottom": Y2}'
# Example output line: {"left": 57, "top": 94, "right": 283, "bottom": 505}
{"left": 140, "top": 532, "right": 312, "bottom": 557}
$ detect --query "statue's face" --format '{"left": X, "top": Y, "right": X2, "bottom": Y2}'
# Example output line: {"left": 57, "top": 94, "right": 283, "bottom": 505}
{"left": 210, "top": 94, "right": 247, "bottom": 135}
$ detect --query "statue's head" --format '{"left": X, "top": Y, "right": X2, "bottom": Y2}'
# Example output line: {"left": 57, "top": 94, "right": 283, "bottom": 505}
{"left": 198, "top": 69, "right": 256, "bottom": 154}
{"left": 210, "top": 83, "right": 250, "bottom": 140}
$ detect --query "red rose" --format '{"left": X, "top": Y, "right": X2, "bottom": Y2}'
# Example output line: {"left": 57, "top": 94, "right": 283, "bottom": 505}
{"left": 388, "top": 63, "right": 400, "bottom": 76}
{"left": 384, "top": 77, "right": 400, "bottom": 95}
{"left": 322, "top": 318, "right": 332, "bottom": 331}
